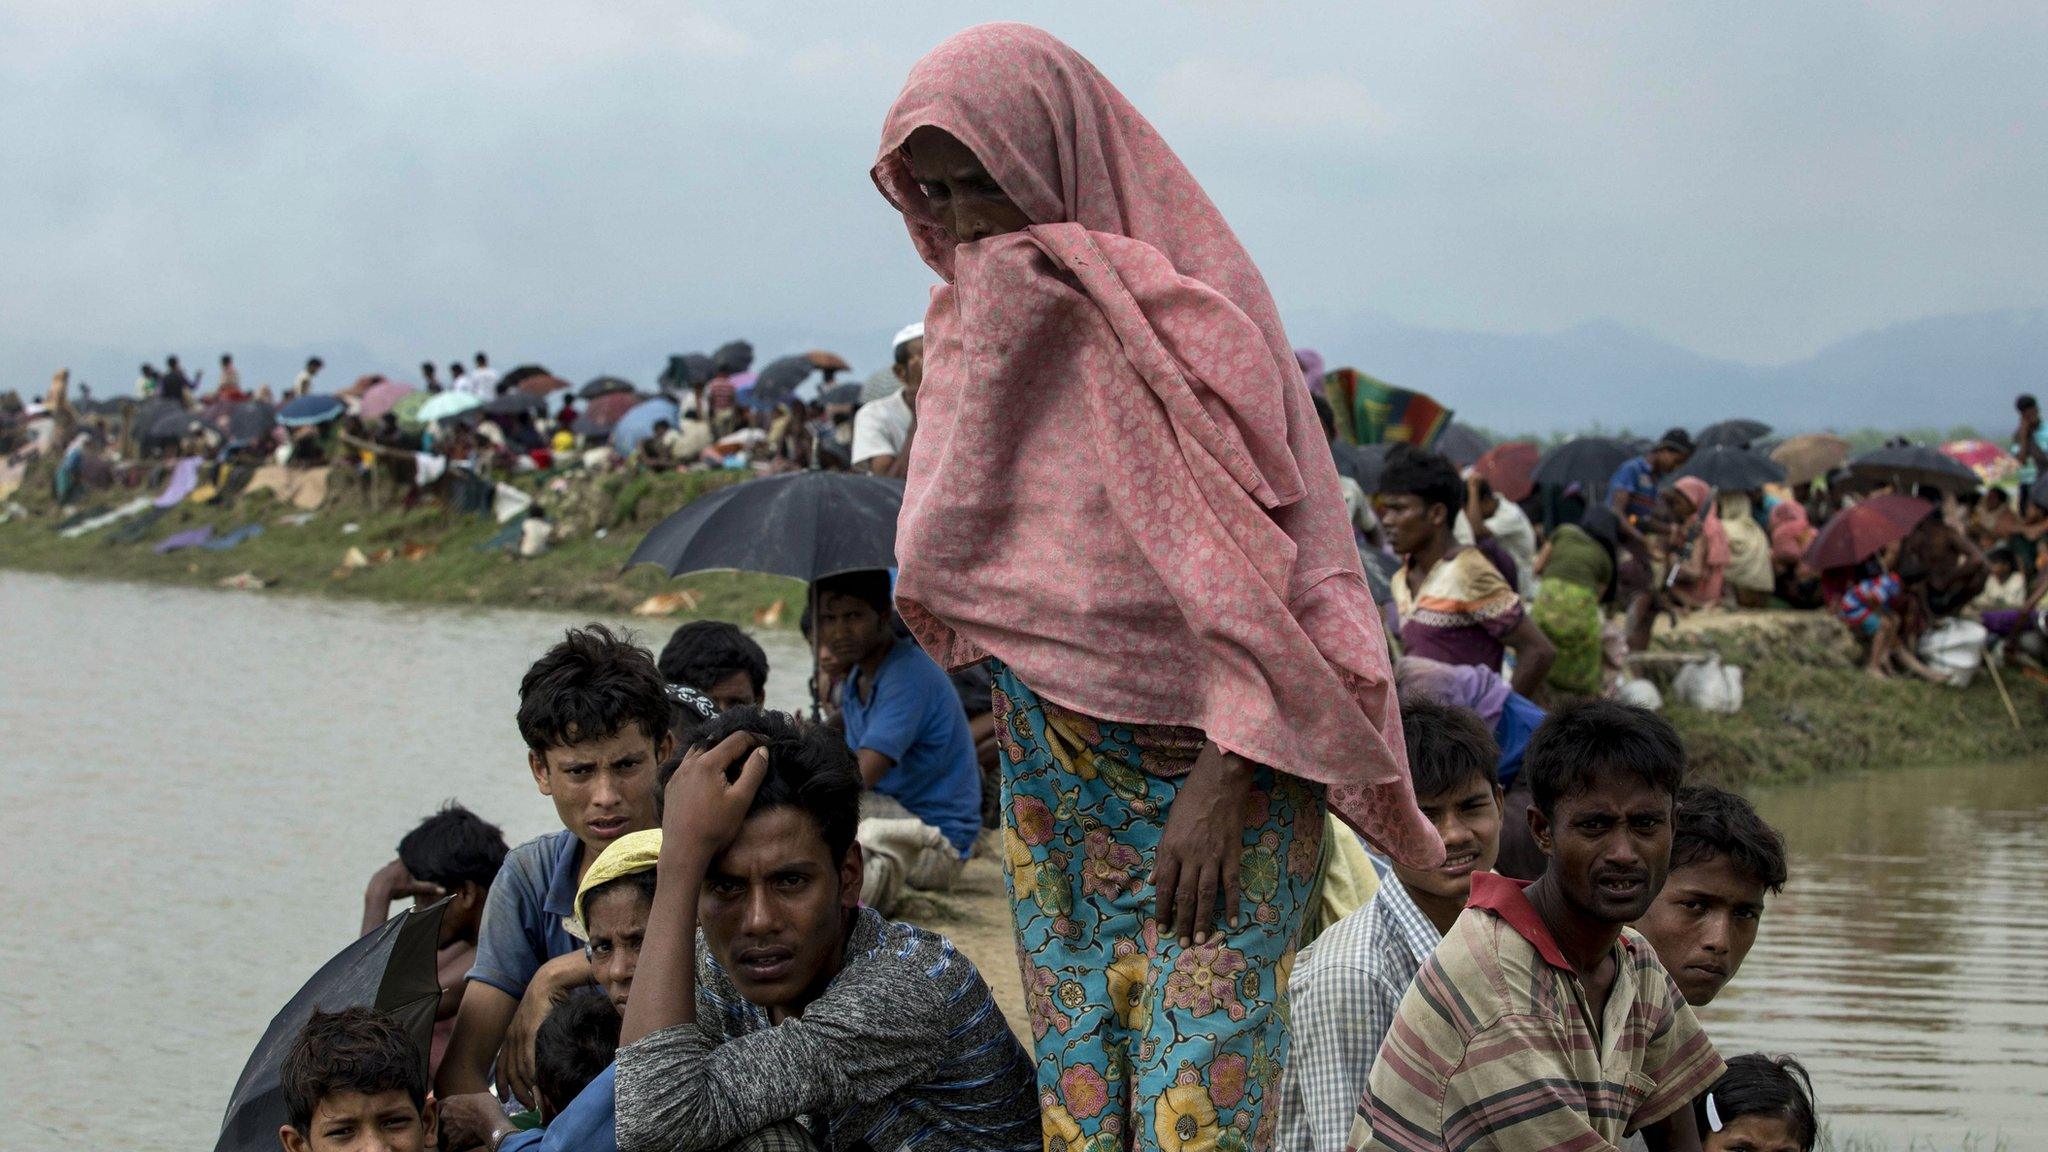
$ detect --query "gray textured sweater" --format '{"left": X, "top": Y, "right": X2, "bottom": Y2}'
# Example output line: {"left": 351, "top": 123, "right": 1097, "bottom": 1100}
{"left": 615, "top": 909, "right": 1040, "bottom": 1152}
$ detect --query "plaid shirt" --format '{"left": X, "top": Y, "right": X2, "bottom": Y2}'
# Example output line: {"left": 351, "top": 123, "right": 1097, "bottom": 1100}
{"left": 1349, "top": 874, "right": 1724, "bottom": 1152}
{"left": 1278, "top": 877, "right": 1446, "bottom": 1152}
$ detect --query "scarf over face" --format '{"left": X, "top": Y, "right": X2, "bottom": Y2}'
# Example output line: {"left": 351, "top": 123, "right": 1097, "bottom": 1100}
{"left": 871, "top": 23, "right": 1440, "bottom": 866}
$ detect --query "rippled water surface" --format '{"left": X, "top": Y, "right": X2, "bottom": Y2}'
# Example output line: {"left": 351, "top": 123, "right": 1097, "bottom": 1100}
{"left": 1707, "top": 760, "right": 2048, "bottom": 1149}
{"left": 4, "top": 570, "right": 2044, "bottom": 1150}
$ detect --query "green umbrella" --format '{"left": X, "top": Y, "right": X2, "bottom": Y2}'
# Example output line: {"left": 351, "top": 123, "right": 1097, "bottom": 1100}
{"left": 392, "top": 392, "right": 431, "bottom": 433}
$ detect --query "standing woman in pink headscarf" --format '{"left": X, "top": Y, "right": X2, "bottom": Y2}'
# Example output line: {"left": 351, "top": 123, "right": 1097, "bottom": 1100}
{"left": 873, "top": 24, "right": 1441, "bottom": 1149}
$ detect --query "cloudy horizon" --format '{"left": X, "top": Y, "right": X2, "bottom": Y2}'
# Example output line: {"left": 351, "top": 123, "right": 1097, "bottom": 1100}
{"left": 5, "top": 2, "right": 2044, "bottom": 429}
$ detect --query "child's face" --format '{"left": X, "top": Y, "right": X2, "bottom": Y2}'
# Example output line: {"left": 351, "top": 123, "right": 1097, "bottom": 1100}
{"left": 1391, "top": 775, "right": 1503, "bottom": 908}
{"left": 1704, "top": 1112, "right": 1804, "bottom": 1152}
{"left": 278, "top": 1090, "right": 435, "bottom": 1152}
{"left": 529, "top": 727, "right": 668, "bottom": 854}
{"left": 1991, "top": 558, "right": 2016, "bottom": 580}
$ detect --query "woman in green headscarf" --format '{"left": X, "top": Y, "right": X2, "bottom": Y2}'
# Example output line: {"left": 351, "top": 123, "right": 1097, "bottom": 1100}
{"left": 1531, "top": 506, "right": 1620, "bottom": 696}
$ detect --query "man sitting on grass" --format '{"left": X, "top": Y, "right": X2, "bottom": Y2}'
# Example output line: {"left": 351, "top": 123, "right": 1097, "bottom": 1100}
{"left": 1351, "top": 699, "right": 1725, "bottom": 1152}
{"left": 436, "top": 625, "right": 670, "bottom": 1144}
{"left": 811, "top": 570, "right": 981, "bottom": 914}
{"left": 1279, "top": 696, "right": 1506, "bottom": 1152}
{"left": 359, "top": 802, "right": 509, "bottom": 1077}
{"left": 615, "top": 707, "right": 1040, "bottom": 1152}
{"left": 277, "top": 1007, "right": 435, "bottom": 1152}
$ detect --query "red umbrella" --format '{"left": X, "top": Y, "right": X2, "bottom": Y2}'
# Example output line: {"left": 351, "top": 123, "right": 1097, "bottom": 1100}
{"left": 1475, "top": 441, "right": 1541, "bottom": 502}
{"left": 514, "top": 372, "right": 572, "bottom": 397}
{"left": 573, "top": 390, "right": 644, "bottom": 437}
{"left": 1802, "top": 494, "right": 1933, "bottom": 571}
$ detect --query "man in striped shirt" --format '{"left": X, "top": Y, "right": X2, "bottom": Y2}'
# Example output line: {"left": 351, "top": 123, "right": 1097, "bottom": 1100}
{"left": 1350, "top": 699, "right": 1723, "bottom": 1152}
{"left": 1278, "top": 697, "right": 1508, "bottom": 1152}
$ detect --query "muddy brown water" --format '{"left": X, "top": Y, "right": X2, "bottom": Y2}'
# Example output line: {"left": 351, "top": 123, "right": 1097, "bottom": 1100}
{"left": 2, "top": 571, "right": 2041, "bottom": 1150}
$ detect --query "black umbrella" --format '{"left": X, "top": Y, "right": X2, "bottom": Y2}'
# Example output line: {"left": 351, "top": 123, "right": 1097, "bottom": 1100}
{"left": 213, "top": 900, "right": 447, "bottom": 1152}
{"left": 579, "top": 375, "right": 638, "bottom": 399}
{"left": 747, "top": 355, "right": 816, "bottom": 410}
{"left": 1668, "top": 445, "right": 1785, "bottom": 492}
{"left": 482, "top": 391, "right": 546, "bottom": 416}
{"left": 1695, "top": 419, "right": 1772, "bottom": 451}
{"left": 1334, "top": 441, "right": 1394, "bottom": 493}
{"left": 216, "top": 401, "right": 277, "bottom": 443}
{"left": 146, "top": 406, "right": 209, "bottom": 444}
{"left": 1848, "top": 444, "right": 1980, "bottom": 495}
{"left": 661, "top": 353, "right": 717, "bottom": 391}
{"left": 627, "top": 472, "right": 903, "bottom": 582}
{"left": 130, "top": 397, "right": 181, "bottom": 437}
{"left": 1436, "top": 422, "right": 1491, "bottom": 469}
{"left": 820, "top": 381, "right": 865, "bottom": 406}
{"left": 712, "top": 340, "right": 754, "bottom": 375}
{"left": 1533, "top": 436, "right": 1635, "bottom": 494}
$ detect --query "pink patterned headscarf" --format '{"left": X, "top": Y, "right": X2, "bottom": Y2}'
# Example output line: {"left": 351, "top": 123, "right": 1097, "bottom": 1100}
{"left": 872, "top": 24, "right": 1439, "bottom": 866}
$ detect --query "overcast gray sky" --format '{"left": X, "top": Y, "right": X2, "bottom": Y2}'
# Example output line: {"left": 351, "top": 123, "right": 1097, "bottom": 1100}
{"left": 5, "top": 1, "right": 2044, "bottom": 392}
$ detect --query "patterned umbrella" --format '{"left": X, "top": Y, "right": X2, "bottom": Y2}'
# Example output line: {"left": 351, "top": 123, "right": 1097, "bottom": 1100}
{"left": 1940, "top": 440, "right": 2019, "bottom": 487}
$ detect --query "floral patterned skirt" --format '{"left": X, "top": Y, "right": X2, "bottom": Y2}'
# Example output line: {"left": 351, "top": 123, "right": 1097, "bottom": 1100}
{"left": 991, "top": 664, "right": 1324, "bottom": 1152}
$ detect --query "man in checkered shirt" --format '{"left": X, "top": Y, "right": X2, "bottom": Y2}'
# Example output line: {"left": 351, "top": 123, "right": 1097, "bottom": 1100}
{"left": 1277, "top": 697, "right": 1510, "bottom": 1152}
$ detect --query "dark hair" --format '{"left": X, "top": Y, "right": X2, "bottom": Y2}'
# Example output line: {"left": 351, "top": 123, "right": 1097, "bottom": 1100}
{"left": 1378, "top": 444, "right": 1463, "bottom": 520}
{"left": 1695, "top": 1054, "right": 1818, "bottom": 1151}
{"left": 658, "top": 707, "right": 862, "bottom": 861}
{"left": 1670, "top": 785, "right": 1787, "bottom": 893}
{"left": 533, "top": 986, "right": 621, "bottom": 1120}
{"left": 658, "top": 620, "right": 770, "bottom": 699}
{"left": 307, "top": 357, "right": 323, "bottom": 370}
{"left": 581, "top": 868, "right": 659, "bottom": 929}
{"left": 1988, "top": 545, "right": 2017, "bottom": 567}
{"left": 280, "top": 1007, "right": 427, "bottom": 1135}
{"left": 517, "top": 625, "right": 674, "bottom": 757}
{"left": 397, "top": 803, "right": 509, "bottom": 892}
{"left": 1524, "top": 698, "right": 1685, "bottom": 818}
{"left": 813, "top": 569, "right": 893, "bottom": 619}
{"left": 1401, "top": 696, "right": 1500, "bottom": 800}
{"left": 221, "top": 353, "right": 233, "bottom": 364}
{"left": 2019, "top": 393, "right": 2039, "bottom": 412}
{"left": 421, "top": 361, "right": 436, "bottom": 376}
{"left": 1655, "top": 427, "right": 1695, "bottom": 455}
{"left": 894, "top": 337, "right": 920, "bottom": 368}
{"left": 475, "top": 351, "right": 490, "bottom": 366}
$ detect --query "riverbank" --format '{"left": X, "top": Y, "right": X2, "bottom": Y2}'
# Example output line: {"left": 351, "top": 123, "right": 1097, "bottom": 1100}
{"left": 3, "top": 475, "right": 2043, "bottom": 786}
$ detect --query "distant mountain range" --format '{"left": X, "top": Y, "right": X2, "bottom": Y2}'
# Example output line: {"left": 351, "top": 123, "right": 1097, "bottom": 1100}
{"left": 15, "top": 309, "right": 2042, "bottom": 441}
{"left": 1287, "top": 308, "right": 2045, "bottom": 439}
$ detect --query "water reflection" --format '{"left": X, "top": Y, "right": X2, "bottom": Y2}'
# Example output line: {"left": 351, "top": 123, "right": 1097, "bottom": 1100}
{"left": 1709, "top": 761, "right": 2048, "bottom": 1148}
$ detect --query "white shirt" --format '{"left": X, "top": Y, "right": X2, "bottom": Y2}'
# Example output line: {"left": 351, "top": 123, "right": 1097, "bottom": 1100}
{"left": 1455, "top": 500, "right": 1539, "bottom": 597}
{"left": 851, "top": 391, "right": 913, "bottom": 467}
{"left": 468, "top": 367, "right": 500, "bottom": 396}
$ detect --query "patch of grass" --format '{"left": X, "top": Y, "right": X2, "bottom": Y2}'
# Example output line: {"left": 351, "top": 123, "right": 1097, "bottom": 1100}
{"left": 0, "top": 474, "right": 799, "bottom": 624}
{"left": 1655, "top": 613, "right": 2048, "bottom": 786}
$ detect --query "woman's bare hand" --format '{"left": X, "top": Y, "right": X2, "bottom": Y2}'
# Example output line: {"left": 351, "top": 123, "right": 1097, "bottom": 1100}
{"left": 1152, "top": 742, "right": 1255, "bottom": 948}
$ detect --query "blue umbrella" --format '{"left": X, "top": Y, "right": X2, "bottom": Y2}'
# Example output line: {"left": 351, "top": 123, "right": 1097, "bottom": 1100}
{"left": 610, "top": 396, "right": 680, "bottom": 454}
{"left": 277, "top": 394, "right": 345, "bottom": 427}
{"left": 416, "top": 391, "right": 485, "bottom": 425}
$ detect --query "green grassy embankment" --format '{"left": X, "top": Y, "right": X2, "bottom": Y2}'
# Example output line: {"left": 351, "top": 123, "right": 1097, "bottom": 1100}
{"left": 0, "top": 466, "right": 800, "bottom": 622}
{"left": 4, "top": 469, "right": 2044, "bottom": 785}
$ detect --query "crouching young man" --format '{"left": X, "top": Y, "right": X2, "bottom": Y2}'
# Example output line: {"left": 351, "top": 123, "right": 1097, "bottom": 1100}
{"left": 615, "top": 707, "right": 1040, "bottom": 1152}
{"left": 1350, "top": 699, "right": 1725, "bottom": 1152}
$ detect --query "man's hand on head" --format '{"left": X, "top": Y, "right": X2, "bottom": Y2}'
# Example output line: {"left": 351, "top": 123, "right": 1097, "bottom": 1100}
{"left": 435, "top": 1092, "right": 512, "bottom": 1152}
{"left": 663, "top": 732, "right": 771, "bottom": 861}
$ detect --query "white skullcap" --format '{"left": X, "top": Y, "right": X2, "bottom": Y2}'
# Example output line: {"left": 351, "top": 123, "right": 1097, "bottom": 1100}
{"left": 891, "top": 322, "right": 925, "bottom": 351}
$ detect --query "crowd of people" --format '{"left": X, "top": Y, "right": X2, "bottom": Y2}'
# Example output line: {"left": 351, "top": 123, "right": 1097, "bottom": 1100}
{"left": 6, "top": 21, "right": 2038, "bottom": 1152}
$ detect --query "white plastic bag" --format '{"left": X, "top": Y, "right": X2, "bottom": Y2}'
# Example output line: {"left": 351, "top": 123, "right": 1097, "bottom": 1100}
{"left": 1918, "top": 619, "right": 1988, "bottom": 688}
{"left": 1673, "top": 656, "right": 1745, "bottom": 714}
{"left": 1615, "top": 674, "right": 1665, "bottom": 712}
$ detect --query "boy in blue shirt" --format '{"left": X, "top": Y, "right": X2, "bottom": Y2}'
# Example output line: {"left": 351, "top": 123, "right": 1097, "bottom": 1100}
{"left": 812, "top": 570, "right": 981, "bottom": 913}
{"left": 434, "top": 624, "right": 672, "bottom": 1150}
